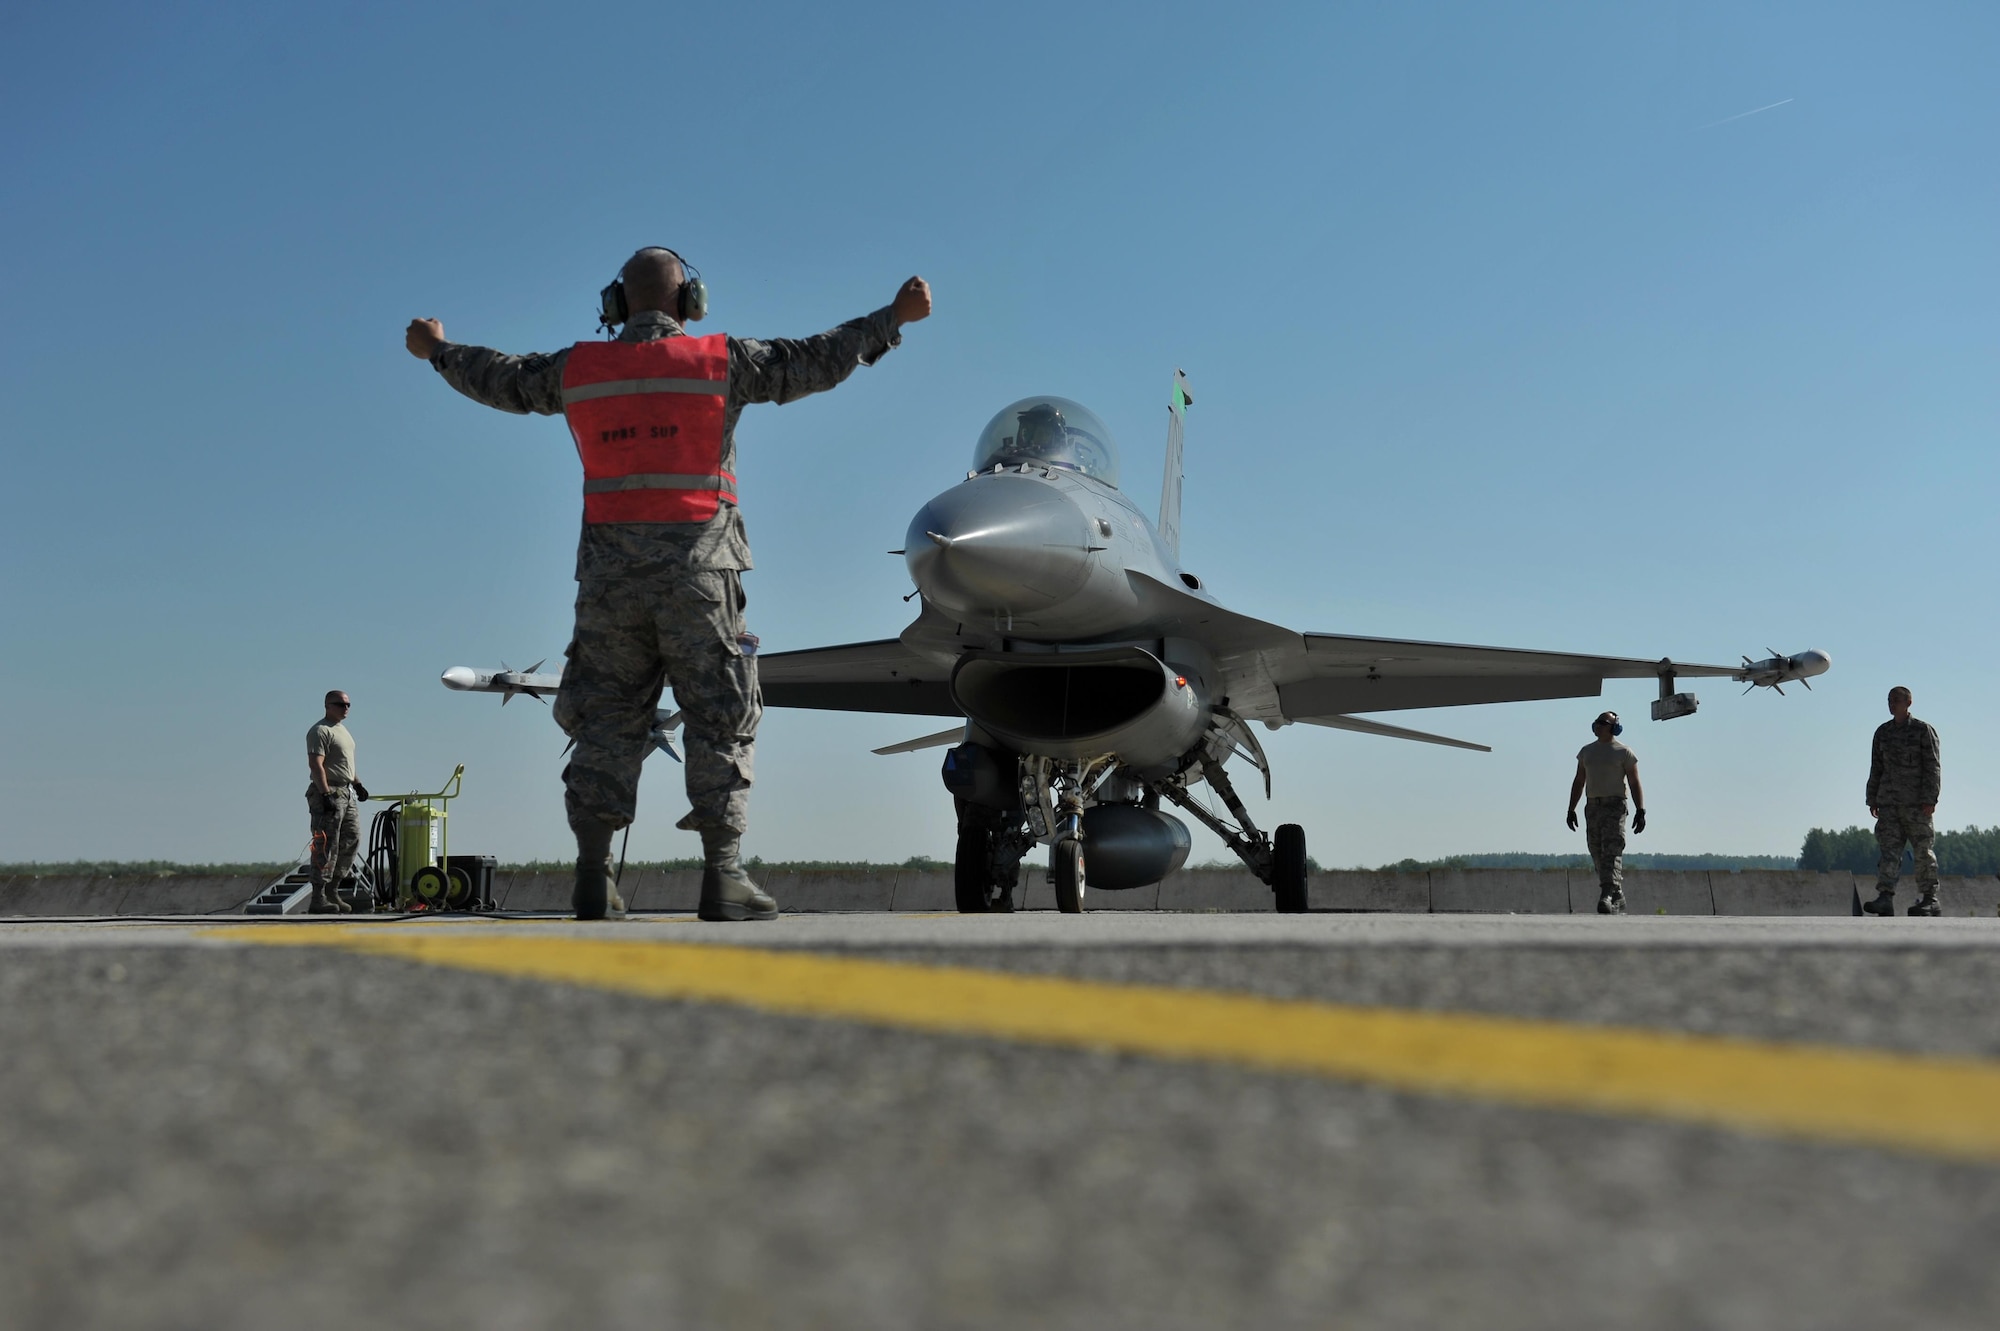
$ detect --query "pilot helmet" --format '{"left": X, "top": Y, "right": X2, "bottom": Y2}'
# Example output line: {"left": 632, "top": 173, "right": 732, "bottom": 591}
{"left": 1013, "top": 403, "right": 1069, "bottom": 459}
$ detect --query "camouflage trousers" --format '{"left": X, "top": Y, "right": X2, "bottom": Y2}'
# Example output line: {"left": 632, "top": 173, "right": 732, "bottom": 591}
{"left": 553, "top": 571, "right": 760, "bottom": 838}
{"left": 308, "top": 787, "right": 360, "bottom": 890}
{"left": 1874, "top": 805, "right": 1939, "bottom": 892}
{"left": 1585, "top": 797, "right": 1627, "bottom": 892}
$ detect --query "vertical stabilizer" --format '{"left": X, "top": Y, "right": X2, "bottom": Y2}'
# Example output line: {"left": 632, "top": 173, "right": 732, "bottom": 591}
{"left": 1159, "top": 369, "right": 1191, "bottom": 562}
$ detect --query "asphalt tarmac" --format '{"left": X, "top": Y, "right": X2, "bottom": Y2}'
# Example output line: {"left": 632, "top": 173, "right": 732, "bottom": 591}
{"left": 4, "top": 911, "right": 1998, "bottom": 1330}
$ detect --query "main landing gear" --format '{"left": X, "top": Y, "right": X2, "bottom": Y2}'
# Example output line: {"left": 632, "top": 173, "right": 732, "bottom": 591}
{"left": 1153, "top": 757, "right": 1310, "bottom": 914}
{"left": 949, "top": 746, "right": 1309, "bottom": 915}
{"left": 953, "top": 798, "right": 1031, "bottom": 913}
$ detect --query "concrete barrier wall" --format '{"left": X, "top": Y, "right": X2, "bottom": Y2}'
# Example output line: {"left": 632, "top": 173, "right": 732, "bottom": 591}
{"left": 1711, "top": 871, "right": 1857, "bottom": 917}
{"left": 1311, "top": 871, "right": 1430, "bottom": 913}
{"left": 7, "top": 867, "right": 1997, "bottom": 917}
{"left": 1430, "top": 868, "right": 1569, "bottom": 915}
{"left": 0, "top": 874, "right": 269, "bottom": 916}
{"left": 1575, "top": 869, "right": 1715, "bottom": 915}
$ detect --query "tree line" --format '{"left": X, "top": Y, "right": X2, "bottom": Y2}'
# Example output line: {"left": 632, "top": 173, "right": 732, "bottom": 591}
{"left": 1797, "top": 825, "right": 2000, "bottom": 875}
{"left": 1374, "top": 852, "right": 1795, "bottom": 873}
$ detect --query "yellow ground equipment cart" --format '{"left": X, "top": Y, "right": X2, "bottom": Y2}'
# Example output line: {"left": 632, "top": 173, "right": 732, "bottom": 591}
{"left": 360, "top": 765, "right": 495, "bottom": 912}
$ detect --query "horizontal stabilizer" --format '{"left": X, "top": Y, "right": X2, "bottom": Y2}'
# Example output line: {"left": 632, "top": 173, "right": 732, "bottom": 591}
{"left": 872, "top": 725, "right": 967, "bottom": 756}
{"left": 1299, "top": 714, "right": 1491, "bottom": 752}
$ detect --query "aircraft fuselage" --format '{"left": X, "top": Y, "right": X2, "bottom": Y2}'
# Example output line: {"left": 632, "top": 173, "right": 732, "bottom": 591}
{"left": 905, "top": 465, "right": 1198, "bottom": 643}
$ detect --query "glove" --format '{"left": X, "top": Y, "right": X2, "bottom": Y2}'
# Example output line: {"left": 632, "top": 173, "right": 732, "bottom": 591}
{"left": 351, "top": 779, "right": 370, "bottom": 802}
{"left": 1565, "top": 809, "right": 1578, "bottom": 832}
{"left": 1633, "top": 808, "right": 1647, "bottom": 835}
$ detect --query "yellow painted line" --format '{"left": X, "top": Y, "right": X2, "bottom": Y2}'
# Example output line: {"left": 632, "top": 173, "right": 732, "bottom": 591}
{"left": 234, "top": 928, "right": 2000, "bottom": 1162}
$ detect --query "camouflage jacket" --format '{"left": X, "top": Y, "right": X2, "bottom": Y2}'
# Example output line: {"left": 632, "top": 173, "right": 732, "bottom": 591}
{"left": 431, "top": 307, "right": 902, "bottom": 581}
{"left": 1867, "top": 716, "right": 1941, "bottom": 807}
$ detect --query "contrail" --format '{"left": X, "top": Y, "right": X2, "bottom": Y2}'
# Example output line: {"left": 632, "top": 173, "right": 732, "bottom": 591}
{"left": 1699, "top": 97, "right": 1794, "bottom": 130}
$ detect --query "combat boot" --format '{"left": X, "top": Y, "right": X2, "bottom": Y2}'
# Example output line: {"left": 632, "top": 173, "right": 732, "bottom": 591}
{"left": 1908, "top": 892, "right": 1942, "bottom": 917}
{"left": 1862, "top": 887, "right": 1897, "bottom": 916}
{"left": 307, "top": 885, "right": 341, "bottom": 914}
{"left": 698, "top": 833, "right": 779, "bottom": 922}
{"left": 572, "top": 820, "right": 616, "bottom": 922}
{"left": 1596, "top": 887, "right": 1625, "bottom": 915}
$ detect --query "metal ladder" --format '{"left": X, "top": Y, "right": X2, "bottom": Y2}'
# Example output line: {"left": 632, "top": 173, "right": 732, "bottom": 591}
{"left": 244, "top": 856, "right": 315, "bottom": 914}
{"left": 242, "top": 849, "right": 378, "bottom": 914}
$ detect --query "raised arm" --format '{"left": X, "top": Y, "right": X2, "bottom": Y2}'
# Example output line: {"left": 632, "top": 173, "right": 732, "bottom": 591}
{"left": 731, "top": 277, "right": 930, "bottom": 407}
{"left": 405, "top": 317, "right": 569, "bottom": 416}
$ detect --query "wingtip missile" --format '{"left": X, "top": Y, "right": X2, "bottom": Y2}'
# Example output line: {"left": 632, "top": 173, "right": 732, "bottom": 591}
{"left": 441, "top": 662, "right": 565, "bottom": 701}
{"left": 1736, "top": 648, "right": 1831, "bottom": 692}
{"left": 650, "top": 709, "right": 683, "bottom": 763}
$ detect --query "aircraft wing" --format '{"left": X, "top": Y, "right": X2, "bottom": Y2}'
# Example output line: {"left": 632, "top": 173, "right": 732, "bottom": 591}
{"left": 757, "top": 638, "right": 959, "bottom": 717}
{"left": 1113, "top": 569, "right": 1769, "bottom": 723}
{"left": 1280, "top": 633, "right": 1744, "bottom": 717}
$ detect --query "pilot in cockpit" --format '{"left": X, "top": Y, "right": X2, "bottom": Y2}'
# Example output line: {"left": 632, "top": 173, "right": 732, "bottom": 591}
{"left": 972, "top": 395, "right": 1120, "bottom": 485}
{"left": 1010, "top": 403, "right": 1071, "bottom": 464}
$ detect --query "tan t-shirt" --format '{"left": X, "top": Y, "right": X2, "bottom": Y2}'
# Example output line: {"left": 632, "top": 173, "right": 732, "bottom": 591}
{"left": 1576, "top": 738, "right": 1637, "bottom": 798}
{"left": 307, "top": 720, "right": 356, "bottom": 793}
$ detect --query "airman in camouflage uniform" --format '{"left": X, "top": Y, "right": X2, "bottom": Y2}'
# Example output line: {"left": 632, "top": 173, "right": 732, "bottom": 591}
{"left": 1566, "top": 710, "right": 1646, "bottom": 914}
{"left": 405, "top": 250, "right": 932, "bottom": 920}
{"left": 1862, "top": 686, "right": 1943, "bottom": 917}
{"left": 305, "top": 690, "right": 368, "bottom": 914}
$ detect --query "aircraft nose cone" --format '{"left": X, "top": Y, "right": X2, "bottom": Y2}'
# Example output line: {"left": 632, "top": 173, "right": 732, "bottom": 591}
{"left": 905, "top": 474, "right": 1095, "bottom": 617}
{"left": 441, "top": 666, "right": 479, "bottom": 691}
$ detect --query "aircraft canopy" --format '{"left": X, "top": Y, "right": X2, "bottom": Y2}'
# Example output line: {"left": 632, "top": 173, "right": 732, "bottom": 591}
{"left": 970, "top": 396, "right": 1120, "bottom": 487}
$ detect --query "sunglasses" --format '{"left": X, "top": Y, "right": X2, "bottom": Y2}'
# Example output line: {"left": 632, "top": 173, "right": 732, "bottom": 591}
{"left": 334, "top": 701, "right": 352, "bottom": 709}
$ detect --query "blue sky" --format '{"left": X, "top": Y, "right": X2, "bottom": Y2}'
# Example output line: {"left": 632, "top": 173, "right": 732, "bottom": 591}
{"left": 2, "top": 2, "right": 1994, "bottom": 868}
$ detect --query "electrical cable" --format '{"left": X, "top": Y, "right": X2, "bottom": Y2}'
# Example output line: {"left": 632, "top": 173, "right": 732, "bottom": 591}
{"left": 363, "top": 802, "right": 401, "bottom": 910}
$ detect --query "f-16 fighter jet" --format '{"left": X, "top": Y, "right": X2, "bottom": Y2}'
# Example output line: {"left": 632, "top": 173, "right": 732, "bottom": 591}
{"left": 446, "top": 373, "right": 1828, "bottom": 914}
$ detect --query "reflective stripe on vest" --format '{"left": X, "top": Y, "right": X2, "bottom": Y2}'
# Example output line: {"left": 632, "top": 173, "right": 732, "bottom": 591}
{"left": 582, "top": 473, "right": 736, "bottom": 496}
{"left": 561, "top": 335, "right": 730, "bottom": 524}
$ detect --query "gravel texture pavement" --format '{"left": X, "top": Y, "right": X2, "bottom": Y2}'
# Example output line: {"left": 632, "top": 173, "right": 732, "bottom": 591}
{"left": 2, "top": 914, "right": 1995, "bottom": 1330}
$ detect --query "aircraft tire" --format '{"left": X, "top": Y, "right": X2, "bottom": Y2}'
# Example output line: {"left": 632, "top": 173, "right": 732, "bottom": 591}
{"left": 1054, "top": 837, "right": 1086, "bottom": 914}
{"left": 1272, "top": 824, "right": 1309, "bottom": 914}
{"left": 953, "top": 827, "right": 991, "bottom": 914}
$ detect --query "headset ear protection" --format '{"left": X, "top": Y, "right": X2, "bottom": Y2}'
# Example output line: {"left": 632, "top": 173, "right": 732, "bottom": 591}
{"left": 598, "top": 247, "right": 709, "bottom": 332}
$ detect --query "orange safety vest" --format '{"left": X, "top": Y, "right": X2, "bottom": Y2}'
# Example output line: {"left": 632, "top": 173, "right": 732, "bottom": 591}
{"left": 560, "top": 335, "right": 732, "bottom": 523}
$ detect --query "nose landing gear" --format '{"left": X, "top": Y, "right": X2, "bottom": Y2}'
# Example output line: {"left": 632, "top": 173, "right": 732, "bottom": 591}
{"left": 1052, "top": 835, "right": 1086, "bottom": 914}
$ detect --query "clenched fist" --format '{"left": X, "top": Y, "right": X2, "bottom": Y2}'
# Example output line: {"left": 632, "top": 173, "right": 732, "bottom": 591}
{"left": 890, "top": 277, "right": 932, "bottom": 325}
{"left": 405, "top": 318, "right": 446, "bottom": 359}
